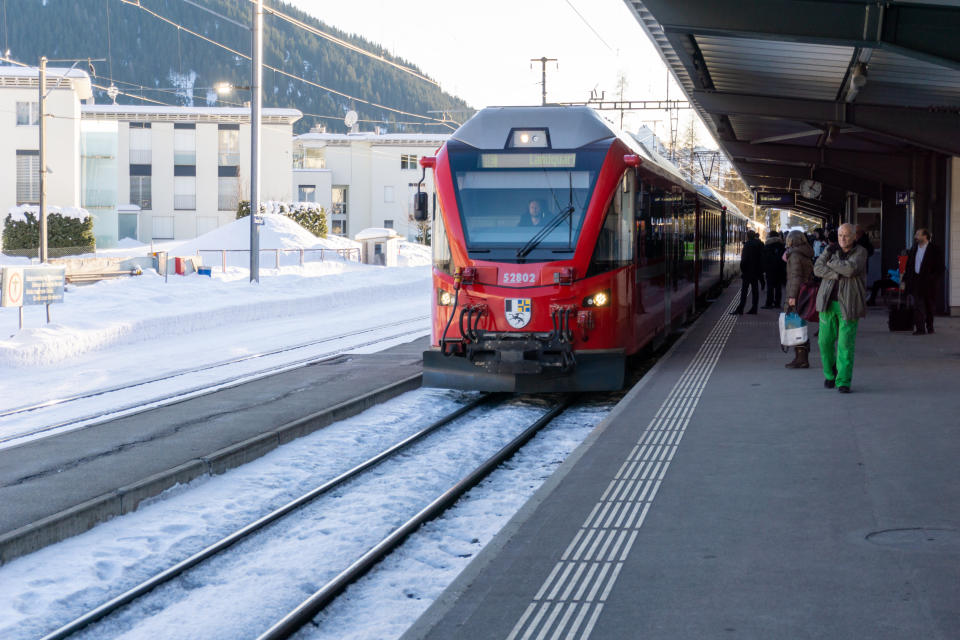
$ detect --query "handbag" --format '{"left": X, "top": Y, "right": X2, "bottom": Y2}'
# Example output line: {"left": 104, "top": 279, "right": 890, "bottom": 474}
{"left": 796, "top": 281, "right": 819, "bottom": 323}
{"left": 779, "top": 312, "right": 808, "bottom": 350}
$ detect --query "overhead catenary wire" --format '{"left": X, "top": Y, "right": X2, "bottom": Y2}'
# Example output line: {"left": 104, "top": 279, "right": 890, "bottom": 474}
{"left": 119, "top": 0, "right": 452, "bottom": 126}
{"left": 250, "top": 0, "right": 440, "bottom": 88}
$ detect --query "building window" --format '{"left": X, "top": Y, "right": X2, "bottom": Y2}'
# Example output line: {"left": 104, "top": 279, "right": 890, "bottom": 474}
{"left": 129, "top": 125, "right": 152, "bottom": 164}
{"left": 16, "top": 102, "right": 39, "bottom": 126}
{"left": 400, "top": 153, "right": 418, "bottom": 170}
{"left": 16, "top": 150, "right": 40, "bottom": 204}
{"left": 331, "top": 186, "right": 348, "bottom": 236}
{"left": 383, "top": 219, "right": 394, "bottom": 229}
{"left": 384, "top": 185, "right": 394, "bottom": 203}
{"left": 295, "top": 146, "right": 325, "bottom": 169}
{"left": 174, "top": 176, "right": 196, "bottom": 210}
{"left": 152, "top": 216, "right": 174, "bottom": 240}
{"left": 218, "top": 124, "right": 240, "bottom": 166}
{"left": 219, "top": 176, "right": 239, "bottom": 211}
{"left": 174, "top": 125, "right": 196, "bottom": 166}
{"left": 130, "top": 175, "right": 152, "bottom": 210}
{"left": 298, "top": 185, "right": 316, "bottom": 203}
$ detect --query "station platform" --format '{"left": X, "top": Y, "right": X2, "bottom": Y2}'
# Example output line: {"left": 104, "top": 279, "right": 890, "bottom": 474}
{"left": 404, "top": 288, "right": 960, "bottom": 640}
{"left": 0, "top": 336, "right": 428, "bottom": 563}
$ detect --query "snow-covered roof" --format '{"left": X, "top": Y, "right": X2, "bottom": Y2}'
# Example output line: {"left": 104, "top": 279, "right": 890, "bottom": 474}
{"left": 355, "top": 227, "right": 402, "bottom": 240}
{"left": 0, "top": 65, "right": 93, "bottom": 99}
{"left": 82, "top": 105, "right": 302, "bottom": 124}
{"left": 296, "top": 132, "right": 449, "bottom": 145}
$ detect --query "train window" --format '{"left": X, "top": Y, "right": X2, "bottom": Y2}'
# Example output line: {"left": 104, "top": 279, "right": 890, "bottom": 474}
{"left": 587, "top": 171, "right": 635, "bottom": 276}
{"left": 446, "top": 143, "right": 607, "bottom": 262}
{"left": 432, "top": 194, "right": 453, "bottom": 274}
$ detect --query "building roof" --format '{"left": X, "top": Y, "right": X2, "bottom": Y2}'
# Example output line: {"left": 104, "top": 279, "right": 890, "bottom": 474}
{"left": 81, "top": 104, "right": 302, "bottom": 124}
{"left": 0, "top": 65, "right": 92, "bottom": 99}
{"left": 295, "top": 132, "right": 450, "bottom": 146}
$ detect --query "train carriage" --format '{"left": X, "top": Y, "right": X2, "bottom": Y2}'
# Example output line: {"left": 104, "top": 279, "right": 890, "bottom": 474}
{"left": 416, "top": 106, "right": 749, "bottom": 392}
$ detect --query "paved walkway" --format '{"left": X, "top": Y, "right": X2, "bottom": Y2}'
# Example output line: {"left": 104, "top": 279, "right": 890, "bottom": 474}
{"left": 404, "top": 290, "right": 960, "bottom": 640}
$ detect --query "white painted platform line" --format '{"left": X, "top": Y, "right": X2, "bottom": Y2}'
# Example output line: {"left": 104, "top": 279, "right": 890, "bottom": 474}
{"left": 506, "top": 301, "right": 738, "bottom": 640}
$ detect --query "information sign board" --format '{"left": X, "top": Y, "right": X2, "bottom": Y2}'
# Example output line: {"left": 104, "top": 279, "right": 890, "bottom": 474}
{"left": 652, "top": 193, "right": 684, "bottom": 204}
{"left": 755, "top": 191, "right": 796, "bottom": 206}
{"left": 896, "top": 191, "right": 911, "bottom": 205}
{"left": 1, "top": 266, "right": 65, "bottom": 307}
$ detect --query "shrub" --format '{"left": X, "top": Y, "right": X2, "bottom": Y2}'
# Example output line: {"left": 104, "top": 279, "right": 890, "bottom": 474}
{"left": 3, "top": 210, "right": 95, "bottom": 253}
{"left": 236, "top": 201, "right": 327, "bottom": 238}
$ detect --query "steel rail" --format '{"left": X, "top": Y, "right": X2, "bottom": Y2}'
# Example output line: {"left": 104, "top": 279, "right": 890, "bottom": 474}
{"left": 257, "top": 395, "right": 577, "bottom": 640}
{"left": 37, "top": 394, "right": 496, "bottom": 640}
{"left": 0, "top": 324, "right": 430, "bottom": 447}
{"left": 0, "top": 315, "right": 429, "bottom": 420}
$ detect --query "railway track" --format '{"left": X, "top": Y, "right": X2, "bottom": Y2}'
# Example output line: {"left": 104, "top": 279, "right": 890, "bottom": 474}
{"left": 37, "top": 393, "right": 575, "bottom": 640}
{"left": 0, "top": 316, "right": 429, "bottom": 447}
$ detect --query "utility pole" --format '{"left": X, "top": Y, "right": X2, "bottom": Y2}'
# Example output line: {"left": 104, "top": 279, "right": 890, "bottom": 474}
{"left": 249, "top": 0, "right": 262, "bottom": 282}
{"left": 38, "top": 56, "right": 47, "bottom": 263}
{"left": 530, "top": 57, "right": 557, "bottom": 106}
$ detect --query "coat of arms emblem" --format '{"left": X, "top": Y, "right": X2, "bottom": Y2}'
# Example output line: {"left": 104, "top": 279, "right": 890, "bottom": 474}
{"left": 505, "top": 298, "right": 532, "bottom": 329}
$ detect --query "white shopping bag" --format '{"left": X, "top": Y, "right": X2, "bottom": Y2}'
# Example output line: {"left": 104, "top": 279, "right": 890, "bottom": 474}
{"left": 779, "top": 312, "right": 808, "bottom": 347}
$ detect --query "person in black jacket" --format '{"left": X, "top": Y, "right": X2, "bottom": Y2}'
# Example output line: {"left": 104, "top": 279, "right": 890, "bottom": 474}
{"left": 731, "top": 230, "right": 764, "bottom": 315}
{"left": 761, "top": 231, "right": 786, "bottom": 309}
{"left": 902, "top": 228, "right": 944, "bottom": 335}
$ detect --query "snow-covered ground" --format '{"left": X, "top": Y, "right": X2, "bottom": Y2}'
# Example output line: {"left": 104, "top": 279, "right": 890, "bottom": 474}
{"left": 0, "top": 215, "right": 432, "bottom": 443}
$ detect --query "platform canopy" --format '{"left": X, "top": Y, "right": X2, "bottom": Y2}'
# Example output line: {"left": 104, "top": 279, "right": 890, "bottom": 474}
{"left": 625, "top": 0, "right": 960, "bottom": 220}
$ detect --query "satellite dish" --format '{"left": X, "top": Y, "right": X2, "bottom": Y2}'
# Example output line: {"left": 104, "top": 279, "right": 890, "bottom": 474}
{"left": 344, "top": 110, "right": 358, "bottom": 129}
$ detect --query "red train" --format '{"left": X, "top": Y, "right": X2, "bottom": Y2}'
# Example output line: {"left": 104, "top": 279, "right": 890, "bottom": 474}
{"left": 414, "top": 106, "right": 750, "bottom": 392}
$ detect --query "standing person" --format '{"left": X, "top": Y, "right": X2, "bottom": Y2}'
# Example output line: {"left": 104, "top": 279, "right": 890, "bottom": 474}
{"left": 761, "top": 230, "right": 786, "bottom": 309}
{"left": 812, "top": 229, "right": 827, "bottom": 259}
{"left": 730, "top": 230, "right": 764, "bottom": 315}
{"left": 902, "top": 228, "right": 944, "bottom": 334}
{"left": 814, "top": 223, "right": 868, "bottom": 393}
{"left": 782, "top": 230, "right": 814, "bottom": 368}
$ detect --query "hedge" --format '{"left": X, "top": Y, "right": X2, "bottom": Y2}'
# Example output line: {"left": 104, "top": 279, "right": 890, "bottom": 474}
{"left": 236, "top": 201, "right": 328, "bottom": 238}
{"left": 3, "top": 211, "right": 95, "bottom": 252}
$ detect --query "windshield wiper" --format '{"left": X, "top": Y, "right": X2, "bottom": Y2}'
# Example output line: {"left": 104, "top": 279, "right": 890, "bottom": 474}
{"left": 516, "top": 205, "right": 575, "bottom": 259}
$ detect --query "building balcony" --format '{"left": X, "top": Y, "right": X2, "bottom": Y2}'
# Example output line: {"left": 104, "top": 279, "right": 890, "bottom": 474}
{"left": 218, "top": 152, "right": 240, "bottom": 167}
{"left": 174, "top": 151, "right": 196, "bottom": 165}
{"left": 219, "top": 194, "right": 239, "bottom": 212}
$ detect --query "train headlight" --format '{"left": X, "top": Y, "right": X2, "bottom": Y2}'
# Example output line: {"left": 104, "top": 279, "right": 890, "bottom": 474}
{"left": 508, "top": 128, "right": 549, "bottom": 148}
{"left": 438, "top": 289, "right": 455, "bottom": 306}
{"left": 582, "top": 291, "right": 610, "bottom": 307}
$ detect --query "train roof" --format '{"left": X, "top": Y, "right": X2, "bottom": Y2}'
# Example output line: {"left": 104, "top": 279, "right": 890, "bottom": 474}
{"left": 451, "top": 106, "right": 614, "bottom": 150}
{"left": 451, "top": 106, "right": 748, "bottom": 220}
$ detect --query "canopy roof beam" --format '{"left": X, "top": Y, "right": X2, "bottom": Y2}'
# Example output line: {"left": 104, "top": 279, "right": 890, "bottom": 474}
{"left": 640, "top": 0, "right": 960, "bottom": 71}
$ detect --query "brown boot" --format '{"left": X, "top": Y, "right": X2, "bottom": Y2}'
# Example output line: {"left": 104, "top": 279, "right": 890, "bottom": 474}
{"left": 785, "top": 346, "right": 809, "bottom": 369}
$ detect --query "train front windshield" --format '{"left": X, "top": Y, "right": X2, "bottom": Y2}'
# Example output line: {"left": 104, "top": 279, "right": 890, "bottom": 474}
{"left": 448, "top": 145, "right": 606, "bottom": 261}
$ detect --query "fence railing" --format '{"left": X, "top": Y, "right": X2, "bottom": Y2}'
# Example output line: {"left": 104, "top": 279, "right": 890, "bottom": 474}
{"left": 195, "top": 247, "right": 360, "bottom": 272}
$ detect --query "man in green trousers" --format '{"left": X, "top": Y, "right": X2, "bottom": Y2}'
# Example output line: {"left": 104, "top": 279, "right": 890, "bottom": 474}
{"left": 814, "top": 223, "right": 868, "bottom": 393}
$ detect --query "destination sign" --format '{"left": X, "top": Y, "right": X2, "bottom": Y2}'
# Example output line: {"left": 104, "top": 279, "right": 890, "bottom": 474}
{"left": 755, "top": 191, "right": 796, "bottom": 206}
{"left": 1, "top": 266, "right": 66, "bottom": 307}
{"left": 652, "top": 193, "right": 684, "bottom": 204}
{"left": 480, "top": 153, "right": 576, "bottom": 169}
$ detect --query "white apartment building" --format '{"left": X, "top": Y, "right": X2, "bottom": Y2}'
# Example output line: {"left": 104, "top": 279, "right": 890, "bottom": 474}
{"left": 292, "top": 132, "right": 448, "bottom": 239}
{"left": 2, "top": 65, "right": 301, "bottom": 248}
{"left": 81, "top": 106, "right": 301, "bottom": 246}
{"left": 1, "top": 66, "right": 92, "bottom": 224}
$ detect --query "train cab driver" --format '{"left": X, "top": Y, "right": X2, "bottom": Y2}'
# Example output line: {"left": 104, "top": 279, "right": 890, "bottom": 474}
{"left": 519, "top": 199, "right": 547, "bottom": 226}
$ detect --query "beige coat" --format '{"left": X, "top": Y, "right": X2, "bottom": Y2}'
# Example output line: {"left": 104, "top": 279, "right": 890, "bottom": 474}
{"left": 814, "top": 244, "right": 867, "bottom": 320}
{"left": 784, "top": 243, "right": 814, "bottom": 301}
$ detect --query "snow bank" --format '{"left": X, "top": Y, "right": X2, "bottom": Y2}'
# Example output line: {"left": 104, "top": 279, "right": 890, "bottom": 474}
{"left": 6, "top": 204, "right": 90, "bottom": 222}
{"left": 167, "top": 213, "right": 360, "bottom": 254}
{"left": 398, "top": 241, "right": 431, "bottom": 267}
{"left": 355, "top": 227, "right": 400, "bottom": 240}
{"left": 0, "top": 263, "right": 430, "bottom": 367}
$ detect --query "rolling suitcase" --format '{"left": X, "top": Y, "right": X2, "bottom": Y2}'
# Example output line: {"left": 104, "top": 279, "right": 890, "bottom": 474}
{"left": 888, "top": 291, "right": 913, "bottom": 332}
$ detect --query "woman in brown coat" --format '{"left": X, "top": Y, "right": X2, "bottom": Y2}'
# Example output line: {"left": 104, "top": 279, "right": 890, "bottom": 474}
{"left": 783, "top": 230, "right": 814, "bottom": 368}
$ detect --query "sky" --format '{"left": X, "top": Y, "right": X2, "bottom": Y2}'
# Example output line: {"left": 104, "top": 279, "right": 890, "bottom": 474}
{"left": 286, "top": 0, "right": 715, "bottom": 147}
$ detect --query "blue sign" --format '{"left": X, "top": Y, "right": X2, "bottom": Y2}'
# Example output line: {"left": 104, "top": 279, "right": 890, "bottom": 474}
{"left": 253, "top": 214, "right": 265, "bottom": 226}
{"left": 1, "top": 266, "right": 65, "bottom": 307}
{"left": 756, "top": 191, "right": 796, "bottom": 206}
